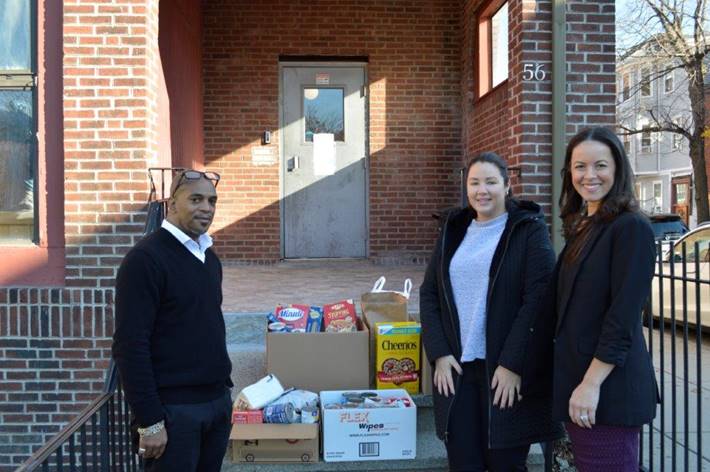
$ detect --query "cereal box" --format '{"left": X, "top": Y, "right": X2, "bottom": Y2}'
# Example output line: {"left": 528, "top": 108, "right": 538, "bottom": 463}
{"left": 323, "top": 300, "right": 358, "bottom": 333}
{"left": 374, "top": 322, "right": 421, "bottom": 394}
{"left": 274, "top": 304, "right": 310, "bottom": 331}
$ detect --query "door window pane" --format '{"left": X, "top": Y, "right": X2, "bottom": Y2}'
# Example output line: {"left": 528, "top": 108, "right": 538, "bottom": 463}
{"left": 0, "top": 0, "right": 32, "bottom": 71}
{"left": 304, "top": 88, "right": 344, "bottom": 142}
{"left": 491, "top": 3, "right": 509, "bottom": 88}
{"left": 0, "top": 90, "right": 34, "bottom": 241}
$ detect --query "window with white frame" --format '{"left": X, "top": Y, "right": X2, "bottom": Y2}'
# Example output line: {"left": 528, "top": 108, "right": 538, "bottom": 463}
{"left": 672, "top": 117, "right": 683, "bottom": 151}
{"left": 641, "top": 124, "right": 653, "bottom": 153}
{"left": 664, "top": 72, "right": 674, "bottom": 94}
{"left": 653, "top": 181, "right": 662, "bottom": 212}
{"left": 622, "top": 133, "right": 631, "bottom": 154}
{"left": 0, "top": 0, "right": 36, "bottom": 243}
{"left": 641, "top": 67, "right": 652, "bottom": 97}
{"left": 622, "top": 73, "right": 630, "bottom": 101}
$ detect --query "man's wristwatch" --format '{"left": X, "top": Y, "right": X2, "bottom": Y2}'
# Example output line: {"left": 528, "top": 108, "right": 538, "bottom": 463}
{"left": 137, "top": 420, "right": 165, "bottom": 437}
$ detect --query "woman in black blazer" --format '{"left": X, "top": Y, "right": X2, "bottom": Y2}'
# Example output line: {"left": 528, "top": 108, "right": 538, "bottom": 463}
{"left": 549, "top": 127, "right": 659, "bottom": 471}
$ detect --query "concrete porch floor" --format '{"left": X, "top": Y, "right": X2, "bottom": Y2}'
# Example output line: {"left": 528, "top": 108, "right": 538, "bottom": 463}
{"left": 221, "top": 259, "right": 426, "bottom": 315}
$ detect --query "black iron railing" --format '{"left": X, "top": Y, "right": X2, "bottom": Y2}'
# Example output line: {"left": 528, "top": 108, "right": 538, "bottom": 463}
{"left": 641, "top": 240, "right": 708, "bottom": 471}
{"left": 16, "top": 362, "right": 140, "bottom": 472}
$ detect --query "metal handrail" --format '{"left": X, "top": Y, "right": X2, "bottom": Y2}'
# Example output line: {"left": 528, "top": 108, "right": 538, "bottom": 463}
{"left": 15, "top": 393, "right": 114, "bottom": 471}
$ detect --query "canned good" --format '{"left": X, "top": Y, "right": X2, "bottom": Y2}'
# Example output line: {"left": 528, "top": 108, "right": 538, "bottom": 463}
{"left": 324, "top": 403, "right": 342, "bottom": 410}
{"left": 263, "top": 402, "right": 297, "bottom": 423}
{"left": 301, "top": 405, "right": 319, "bottom": 424}
{"left": 342, "top": 393, "right": 364, "bottom": 403}
{"left": 342, "top": 402, "right": 360, "bottom": 409}
{"left": 360, "top": 391, "right": 378, "bottom": 398}
{"left": 268, "top": 322, "right": 287, "bottom": 333}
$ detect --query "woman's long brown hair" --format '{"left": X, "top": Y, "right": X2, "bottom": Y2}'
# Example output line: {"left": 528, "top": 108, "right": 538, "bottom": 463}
{"left": 559, "top": 127, "right": 639, "bottom": 263}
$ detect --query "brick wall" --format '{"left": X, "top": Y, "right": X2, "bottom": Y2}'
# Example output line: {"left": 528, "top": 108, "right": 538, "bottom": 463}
{"left": 0, "top": 1, "right": 162, "bottom": 469}
{"left": 202, "top": 0, "right": 463, "bottom": 262}
{"left": 0, "top": 288, "right": 113, "bottom": 469}
{"left": 565, "top": 1, "right": 617, "bottom": 136}
{"left": 461, "top": 0, "right": 615, "bottom": 216}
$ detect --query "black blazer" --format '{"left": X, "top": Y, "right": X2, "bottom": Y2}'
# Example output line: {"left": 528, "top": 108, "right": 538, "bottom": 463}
{"left": 527, "top": 211, "right": 659, "bottom": 427}
{"left": 420, "top": 200, "right": 563, "bottom": 447}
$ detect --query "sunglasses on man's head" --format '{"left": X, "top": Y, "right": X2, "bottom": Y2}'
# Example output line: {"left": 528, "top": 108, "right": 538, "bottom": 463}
{"left": 172, "top": 170, "right": 221, "bottom": 196}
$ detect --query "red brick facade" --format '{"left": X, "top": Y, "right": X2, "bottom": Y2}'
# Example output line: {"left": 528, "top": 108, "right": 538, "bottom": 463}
{"left": 0, "top": 1, "right": 616, "bottom": 469}
{"left": 202, "top": 0, "right": 463, "bottom": 262}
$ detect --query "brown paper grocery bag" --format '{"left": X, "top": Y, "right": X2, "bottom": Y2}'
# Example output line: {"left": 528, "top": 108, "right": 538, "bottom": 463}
{"left": 361, "top": 276, "right": 411, "bottom": 322}
{"left": 361, "top": 277, "right": 412, "bottom": 387}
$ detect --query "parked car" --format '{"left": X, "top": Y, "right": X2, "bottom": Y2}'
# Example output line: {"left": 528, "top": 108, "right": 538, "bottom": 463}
{"left": 650, "top": 223, "right": 710, "bottom": 332}
{"left": 649, "top": 213, "right": 689, "bottom": 260}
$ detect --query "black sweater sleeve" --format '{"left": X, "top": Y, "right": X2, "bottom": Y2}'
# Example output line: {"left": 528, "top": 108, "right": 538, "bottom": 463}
{"left": 112, "top": 248, "right": 165, "bottom": 427}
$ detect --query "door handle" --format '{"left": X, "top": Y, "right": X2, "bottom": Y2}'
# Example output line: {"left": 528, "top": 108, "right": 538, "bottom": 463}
{"left": 287, "top": 155, "right": 300, "bottom": 172}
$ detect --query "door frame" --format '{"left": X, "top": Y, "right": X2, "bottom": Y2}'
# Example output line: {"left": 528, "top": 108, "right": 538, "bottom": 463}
{"left": 277, "top": 61, "right": 370, "bottom": 259}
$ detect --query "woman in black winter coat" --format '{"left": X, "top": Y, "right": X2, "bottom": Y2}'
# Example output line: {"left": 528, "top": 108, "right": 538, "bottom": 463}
{"left": 420, "top": 152, "right": 562, "bottom": 472}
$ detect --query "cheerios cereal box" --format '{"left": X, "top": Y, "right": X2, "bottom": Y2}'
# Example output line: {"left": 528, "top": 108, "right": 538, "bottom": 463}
{"left": 374, "top": 321, "right": 421, "bottom": 394}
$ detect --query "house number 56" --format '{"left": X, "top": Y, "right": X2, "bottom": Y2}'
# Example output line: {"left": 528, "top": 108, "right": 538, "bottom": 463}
{"left": 522, "top": 63, "right": 546, "bottom": 81}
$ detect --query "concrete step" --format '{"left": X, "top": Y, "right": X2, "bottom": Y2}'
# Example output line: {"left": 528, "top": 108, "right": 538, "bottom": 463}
{"left": 223, "top": 312, "right": 546, "bottom": 471}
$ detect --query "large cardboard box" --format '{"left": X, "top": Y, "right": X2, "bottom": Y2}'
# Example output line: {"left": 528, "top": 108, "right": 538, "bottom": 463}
{"left": 320, "top": 389, "right": 417, "bottom": 462}
{"left": 230, "top": 423, "right": 319, "bottom": 463}
{"left": 266, "top": 318, "right": 369, "bottom": 392}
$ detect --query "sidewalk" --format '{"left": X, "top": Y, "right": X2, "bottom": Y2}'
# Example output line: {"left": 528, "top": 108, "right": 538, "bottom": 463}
{"left": 221, "top": 260, "right": 426, "bottom": 314}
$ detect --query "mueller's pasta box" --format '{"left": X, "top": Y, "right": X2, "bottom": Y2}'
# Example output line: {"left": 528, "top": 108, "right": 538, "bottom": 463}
{"left": 374, "top": 322, "right": 421, "bottom": 394}
{"left": 323, "top": 300, "right": 358, "bottom": 333}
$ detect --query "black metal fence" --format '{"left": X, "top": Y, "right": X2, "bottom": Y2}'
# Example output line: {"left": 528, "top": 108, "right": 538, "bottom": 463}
{"left": 16, "top": 363, "right": 140, "bottom": 472}
{"left": 640, "top": 240, "right": 708, "bottom": 471}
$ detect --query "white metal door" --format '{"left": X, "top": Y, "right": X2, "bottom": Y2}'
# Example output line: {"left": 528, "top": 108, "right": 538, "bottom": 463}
{"left": 281, "top": 65, "right": 367, "bottom": 258}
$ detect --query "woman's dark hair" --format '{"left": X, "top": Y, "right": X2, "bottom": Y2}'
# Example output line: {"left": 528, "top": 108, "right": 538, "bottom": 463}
{"left": 465, "top": 151, "right": 510, "bottom": 186}
{"left": 560, "top": 127, "right": 638, "bottom": 262}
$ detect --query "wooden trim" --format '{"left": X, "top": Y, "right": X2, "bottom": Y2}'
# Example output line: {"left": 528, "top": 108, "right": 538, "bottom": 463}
{"left": 474, "top": 0, "right": 508, "bottom": 100}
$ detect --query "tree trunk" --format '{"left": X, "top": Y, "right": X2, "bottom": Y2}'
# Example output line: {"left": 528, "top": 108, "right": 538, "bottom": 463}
{"left": 687, "top": 62, "right": 709, "bottom": 223}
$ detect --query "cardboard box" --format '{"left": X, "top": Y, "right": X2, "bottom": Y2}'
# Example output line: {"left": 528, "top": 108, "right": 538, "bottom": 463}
{"left": 266, "top": 318, "right": 369, "bottom": 392}
{"left": 320, "top": 389, "right": 417, "bottom": 462}
{"left": 230, "top": 423, "right": 319, "bottom": 463}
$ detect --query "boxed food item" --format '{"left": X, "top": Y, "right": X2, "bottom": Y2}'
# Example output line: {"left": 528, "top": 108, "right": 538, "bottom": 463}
{"left": 266, "top": 317, "right": 369, "bottom": 392}
{"left": 274, "top": 304, "right": 310, "bottom": 331}
{"left": 233, "top": 374, "right": 284, "bottom": 411}
{"left": 230, "top": 423, "right": 319, "bottom": 463}
{"left": 375, "top": 322, "right": 421, "bottom": 394}
{"left": 232, "top": 410, "right": 263, "bottom": 425}
{"left": 320, "top": 389, "right": 417, "bottom": 462}
{"left": 323, "top": 299, "right": 358, "bottom": 332}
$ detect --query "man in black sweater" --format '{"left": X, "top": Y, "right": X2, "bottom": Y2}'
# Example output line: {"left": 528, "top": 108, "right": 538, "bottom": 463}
{"left": 112, "top": 170, "right": 233, "bottom": 472}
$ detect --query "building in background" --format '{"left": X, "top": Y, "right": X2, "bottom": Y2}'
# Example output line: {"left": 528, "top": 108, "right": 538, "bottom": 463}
{"left": 617, "top": 42, "right": 696, "bottom": 227}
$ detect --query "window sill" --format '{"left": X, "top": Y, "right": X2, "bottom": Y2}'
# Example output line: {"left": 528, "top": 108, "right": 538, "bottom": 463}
{"left": 0, "top": 245, "right": 65, "bottom": 286}
{"left": 474, "top": 78, "right": 509, "bottom": 104}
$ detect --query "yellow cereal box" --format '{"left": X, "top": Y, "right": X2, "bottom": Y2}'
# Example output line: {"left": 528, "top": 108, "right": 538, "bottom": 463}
{"left": 374, "top": 321, "right": 421, "bottom": 394}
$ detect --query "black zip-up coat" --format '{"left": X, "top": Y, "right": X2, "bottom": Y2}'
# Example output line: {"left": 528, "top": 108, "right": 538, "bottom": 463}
{"left": 420, "top": 200, "right": 563, "bottom": 448}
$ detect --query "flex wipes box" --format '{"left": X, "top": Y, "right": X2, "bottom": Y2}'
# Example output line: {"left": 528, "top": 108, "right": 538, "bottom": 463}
{"left": 230, "top": 423, "right": 319, "bottom": 463}
{"left": 320, "top": 389, "right": 416, "bottom": 462}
